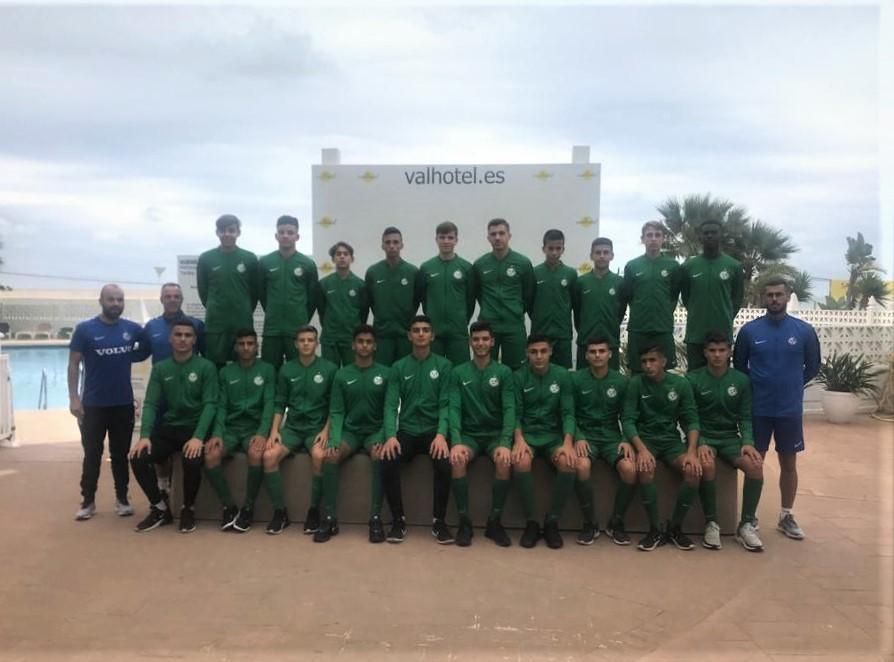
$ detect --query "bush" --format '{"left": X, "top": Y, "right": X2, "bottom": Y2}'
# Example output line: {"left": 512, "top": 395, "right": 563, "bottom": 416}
{"left": 815, "top": 352, "right": 884, "bottom": 398}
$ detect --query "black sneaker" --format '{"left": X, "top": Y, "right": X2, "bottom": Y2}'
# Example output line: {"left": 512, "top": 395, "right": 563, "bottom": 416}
{"left": 368, "top": 515, "right": 386, "bottom": 543}
{"left": 637, "top": 528, "right": 663, "bottom": 551}
{"left": 431, "top": 518, "right": 455, "bottom": 544}
{"left": 219, "top": 505, "right": 239, "bottom": 531}
{"left": 386, "top": 516, "right": 407, "bottom": 543}
{"left": 266, "top": 508, "right": 290, "bottom": 535}
{"left": 667, "top": 525, "right": 695, "bottom": 551}
{"left": 607, "top": 517, "right": 631, "bottom": 546}
{"left": 134, "top": 506, "right": 172, "bottom": 532}
{"left": 313, "top": 516, "right": 339, "bottom": 543}
{"left": 303, "top": 506, "right": 321, "bottom": 534}
{"left": 577, "top": 521, "right": 599, "bottom": 546}
{"left": 455, "top": 517, "right": 473, "bottom": 547}
{"left": 519, "top": 520, "right": 540, "bottom": 548}
{"left": 484, "top": 517, "right": 512, "bottom": 547}
{"left": 178, "top": 507, "right": 196, "bottom": 534}
{"left": 543, "top": 517, "right": 563, "bottom": 549}
{"left": 232, "top": 507, "right": 253, "bottom": 533}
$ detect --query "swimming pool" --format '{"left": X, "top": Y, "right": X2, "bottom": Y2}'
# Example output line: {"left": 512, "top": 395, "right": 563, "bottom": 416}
{"left": 2, "top": 344, "right": 70, "bottom": 411}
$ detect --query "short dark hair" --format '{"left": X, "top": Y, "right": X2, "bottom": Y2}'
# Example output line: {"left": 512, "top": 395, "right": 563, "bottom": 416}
{"left": 591, "top": 237, "right": 614, "bottom": 251}
{"left": 526, "top": 333, "right": 552, "bottom": 347}
{"left": 487, "top": 218, "right": 510, "bottom": 232}
{"left": 639, "top": 342, "right": 664, "bottom": 357}
{"left": 329, "top": 241, "right": 354, "bottom": 259}
{"left": 542, "top": 229, "right": 564, "bottom": 245}
{"left": 703, "top": 330, "right": 730, "bottom": 347}
{"left": 641, "top": 221, "right": 664, "bottom": 237}
{"left": 585, "top": 336, "right": 611, "bottom": 351}
{"left": 469, "top": 320, "right": 493, "bottom": 337}
{"left": 763, "top": 276, "right": 791, "bottom": 292}
{"left": 353, "top": 324, "right": 376, "bottom": 339}
{"left": 171, "top": 319, "right": 196, "bottom": 333}
{"left": 160, "top": 282, "right": 182, "bottom": 294}
{"left": 215, "top": 214, "right": 240, "bottom": 232}
{"left": 382, "top": 226, "right": 402, "bottom": 239}
{"left": 277, "top": 215, "right": 299, "bottom": 229}
{"left": 295, "top": 325, "right": 318, "bottom": 338}
{"left": 409, "top": 314, "right": 433, "bottom": 328}
{"left": 436, "top": 221, "right": 458, "bottom": 236}
{"left": 235, "top": 327, "right": 257, "bottom": 340}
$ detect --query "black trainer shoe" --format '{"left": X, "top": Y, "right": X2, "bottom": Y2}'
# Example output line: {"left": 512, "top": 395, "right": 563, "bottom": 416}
{"left": 386, "top": 516, "right": 407, "bottom": 543}
{"left": 368, "top": 515, "right": 386, "bottom": 543}
{"left": 134, "top": 506, "right": 172, "bottom": 532}
{"left": 667, "top": 525, "right": 695, "bottom": 551}
{"left": 455, "top": 517, "right": 473, "bottom": 547}
{"left": 220, "top": 505, "right": 239, "bottom": 531}
{"left": 577, "top": 521, "right": 598, "bottom": 546}
{"left": 637, "top": 528, "right": 663, "bottom": 551}
{"left": 607, "top": 517, "right": 631, "bottom": 546}
{"left": 303, "top": 506, "right": 321, "bottom": 534}
{"left": 178, "top": 507, "right": 196, "bottom": 534}
{"left": 232, "top": 507, "right": 253, "bottom": 533}
{"left": 519, "top": 520, "right": 540, "bottom": 548}
{"left": 543, "top": 517, "right": 563, "bottom": 549}
{"left": 313, "top": 516, "right": 339, "bottom": 543}
{"left": 484, "top": 517, "right": 512, "bottom": 547}
{"left": 266, "top": 508, "right": 290, "bottom": 535}
{"left": 431, "top": 518, "right": 455, "bottom": 544}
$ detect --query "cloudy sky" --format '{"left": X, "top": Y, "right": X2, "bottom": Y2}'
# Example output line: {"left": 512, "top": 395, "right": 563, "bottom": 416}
{"left": 0, "top": 2, "right": 889, "bottom": 297}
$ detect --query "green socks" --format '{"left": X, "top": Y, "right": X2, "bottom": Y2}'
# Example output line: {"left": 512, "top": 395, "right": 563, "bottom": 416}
{"left": 671, "top": 483, "right": 698, "bottom": 528}
{"left": 547, "top": 471, "right": 575, "bottom": 521}
{"left": 322, "top": 462, "right": 339, "bottom": 517}
{"left": 741, "top": 477, "right": 763, "bottom": 524}
{"left": 699, "top": 479, "right": 717, "bottom": 522}
{"left": 574, "top": 476, "right": 595, "bottom": 525}
{"left": 310, "top": 474, "right": 322, "bottom": 508}
{"left": 245, "top": 465, "right": 263, "bottom": 509}
{"left": 264, "top": 470, "right": 285, "bottom": 510}
{"left": 612, "top": 482, "right": 636, "bottom": 520}
{"left": 515, "top": 471, "right": 536, "bottom": 519}
{"left": 489, "top": 478, "right": 510, "bottom": 519}
{"left": 205, "top": 465, "right": 234, "bottom": 507}
{"left": 369, "top": 460, "right": 383, "bottom": 517}
{"left": 452, "top": 476, "right": 470, "bottom": 517}
{"left": 640, "top": 482, "right": 659, "bottom": 528}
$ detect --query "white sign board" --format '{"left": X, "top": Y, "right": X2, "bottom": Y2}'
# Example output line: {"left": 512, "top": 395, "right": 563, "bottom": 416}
{"left": 311, "top": 160, "right": 601, "bottom": 276}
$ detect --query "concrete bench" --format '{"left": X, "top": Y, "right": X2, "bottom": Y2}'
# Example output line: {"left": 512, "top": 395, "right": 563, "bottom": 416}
{"left": 171, "top": 454, "right": 738, "bottom": 534}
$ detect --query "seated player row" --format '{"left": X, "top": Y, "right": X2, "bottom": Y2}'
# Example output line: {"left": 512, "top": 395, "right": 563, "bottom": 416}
{"left": 128, "top": 316, "right": 765, "bottom": 553}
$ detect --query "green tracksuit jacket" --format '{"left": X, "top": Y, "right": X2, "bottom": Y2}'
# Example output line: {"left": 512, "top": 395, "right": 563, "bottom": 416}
{"left": 140, "top": 355, "right": 219, "bottom": 438}
{"left": 365, "top": 259, "right": 420, "bottom": 339}
{"left": 680, "top": 253, "right": 744, "bottom": 343}
{"left": 622, "top": 254, "right": 682, "bottom": 333}
{"left": 472, "top": 250, "right": 535, "bottom": 332}
{"left": 384, "top": 352, "right": 452, "bottom": 437}
{"left": 211, "top": 359, "right": 276, "bottom": 438}
{"left": 531, "top": 261, "right": 578, "bottom": 341}
{"left": 685, "top": 367, "right": 753, "bottom": 444}
{"left": 571, "top": 368, "right": 627, "bottom": 444}
{"left": 621, "top": 373, "right": 699, "bottom": 443}
{"left": 317, "top": 271, "right": 369, "bottom": 343}
{"left": 513, "top": 364, "right": 575, "bottom": 441}
{"left": 196, "top": 247, "right": 259, "bottom": 333}
{"left": 448, "top": 360, "right": 516, "bottom": 448}
{"left": 572, "top": 270, "right": 626, "bottom": 349}
{"left": 258, "top": 250, "right": 318, "bottom": 337}
{"left": 417, "top": 255, "right": 475, "bottom": 339}
{"left": 275, "top": 357, "right": 338, "bottom": 432}
{"left": 328, "top": 362, "right": 390, "bottom": 447}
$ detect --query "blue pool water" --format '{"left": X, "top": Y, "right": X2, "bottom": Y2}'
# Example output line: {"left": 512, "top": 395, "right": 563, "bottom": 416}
{"left": 3, "top": 345, "right": 70, "bottom": 411}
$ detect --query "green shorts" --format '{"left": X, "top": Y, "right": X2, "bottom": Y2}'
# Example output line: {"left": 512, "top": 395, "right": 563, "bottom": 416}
{"left": 337, "top": 428, "right": 385, "bottom": 453}
{"left": 700, "top": 436, "right": 743, "bottom": 466}
{"left": 457, "top": 435, "right": 502, "bottom": 458}
{"left": 642, "top": 436, "right": 686, "bottom": 464}
{"left": 280, "top": 427, "right": 321, "bottom": 453}
{"left": 588, "top": 440, "right": 625, "bottom": 467}
{"left": 524, "top": 432, "right": 564, "bottom": 460}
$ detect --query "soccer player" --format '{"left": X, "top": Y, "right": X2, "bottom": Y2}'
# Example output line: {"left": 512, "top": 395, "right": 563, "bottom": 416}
{"left": 263, "top": 325, "right": 337, "bottom": 534}
{"left": 197, "top": 214, "right": 259, "bottom": 367}
{"left": 365, "top": 227, "right": 419, "bottom": 366}
{"left": 316, "top": 324, "right": 390, "bottom": 543}
{"left": 622, "top": 343, "right": 702, "bottom": 551}
{"left": 681, "top": 220, "right": 744, "bottom": 371}
{"left": 417, "top": 221, "right": 475, "bottom": 365}
{"left": 133, "top": 282, "right": 205, "bottom": 363}
{"left": 258, "top": 215, "right": 318, "bottom": 370}
{"left": 733, "top": 278, "right": 820, "bottom": 540}
{"left": 511, "top": 334, "right": 577, "bottom": 549}
{"left": 129, "top": 320, "right": 218, "bottom": 533}
{"left": 573, "top": 238, "right": 626, "bottom": 371}
{"left": 473, "top": 218, "right": 535, "bottom": 370}
{"left": 68, "top": 284, "right": 143, "bottom": 520}
{"left": 571, "top": 337, "right": 636, "bottom": 545}
{"left": 203, "top": 328, "right": 276, "bottom": 533}
{"left": 531, "top": 229, "right": 578, "bottom": 369}
{"left": 688, "top": 330, "right": 764, "bottom": 551}
{"left": 622, "top": 221, "right": 682, "bottom": 372}
{"left": 447, "top": 321, "right": 516, "bottom": 547}
{"left": 380, "top": 315, "right": 453, "bottom": 544}
{"left": 317, "top": 241, "right": 369, "bottom": 367}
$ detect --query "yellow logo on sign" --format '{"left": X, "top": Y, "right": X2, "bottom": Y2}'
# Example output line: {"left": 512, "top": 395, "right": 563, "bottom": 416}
{"left": 359, "top": 171, "right": 378, "bottom": 182}
{"left": 318, "top": 170, "right": 336, "bottom": 181}
{"left": 319, "top": 261, "right": 334, "bottom": 274}
{"left": 577, "top": 216, "right": 595, "bottom": 228}
{"left": 578, "top": 169, "right": 597, "bottom": 180}
{"left": 318, "top": 216, "right": 336, "bottom": 228}
{"left": 534, "top": 170, "right": 553, "bottom": 180}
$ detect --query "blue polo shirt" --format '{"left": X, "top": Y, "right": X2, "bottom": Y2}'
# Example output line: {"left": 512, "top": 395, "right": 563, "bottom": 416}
{"left": 70, "top": 316, "right": 144, "bottom": 407}
{"left": 133, "top": 313, "right": 206, "bottom": 364}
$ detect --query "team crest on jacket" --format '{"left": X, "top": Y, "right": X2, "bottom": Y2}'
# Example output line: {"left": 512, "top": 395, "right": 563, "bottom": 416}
{"left": 727, "top": 385, "right": 737, "bottom": 397}
{"left": 660, "top": 269, "right": 669, "bottom": 277}
{"left": 429, "top": 370, "right": 439, "bottom": 379}
{"left": 719, "top": 270, "right": 730, "bottom": 280}
{"left": 313, "top": 374, "right": 324, "bottom": 384}
{"left": 453, "top": 270, "right": 463, "bottom": 280}
{"left": 188, "top": 372, "right": 198, "bottom": 382}
{"left": 608, "top": 287, "right": 616, "bottom": 295}
{"left": 606, "top": 386, "right": 617, "bottom": 398}
{"left": 236, "top": 263, "right": 246, "bottom": 273}
{"left": 560, "top": 278, "right": 568, "bottom": 287}
{"left": 788, "top": 336, "right": 797, "bottom": 345}
{"left": 667, "top": 389, "right": 678, "bottom": 401}
{"left": 488, "top": 376, "right": 499, "bottom": 387}
{"left": 122, "top": 331, "right": 131, "bottom": 341}
{"left": 549, "top": 383, "right": 559, "bottom": 394}
{"left": 373, "top": 375, "right": 384, "bottom": 386}
{"left": 348, "top": 289, "right": 356, "bottom": 297}
{"left": 294, "top": 267, "right": 303, "bottom": 277}
{"left": 401, "top": 277, "right": 408, "bottom": 286}
{"left": 254, "top": 375, "right": 264, "bottom": 386}
{"left": 506, "top": 267, "right": 517, "bottom": 277}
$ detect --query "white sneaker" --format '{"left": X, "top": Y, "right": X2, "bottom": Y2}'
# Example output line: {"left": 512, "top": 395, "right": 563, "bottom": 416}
{"left": 736, "top": 521, "right": 764, "bottom": 552}
{"left": 157, "top": 477, "right": 172, "bottom": 494}
{"left": 777, "top": 513, "right": 805, "bottom": 540}
{"left": 702, "top": 520, "right": 722, "bottom": 550}
{"left": 75, "top": 503, "right": 96, "bottom": 521}
{"left": 115, "top": 500, "right": 134, "bottom": 517}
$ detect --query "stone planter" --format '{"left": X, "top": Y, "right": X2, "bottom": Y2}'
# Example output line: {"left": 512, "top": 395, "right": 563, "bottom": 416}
{"left": 821, "top": 390, "right": 860, "bottom": 424}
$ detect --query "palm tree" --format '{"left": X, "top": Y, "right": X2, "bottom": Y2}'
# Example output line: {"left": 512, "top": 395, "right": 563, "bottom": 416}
{"left": 854, "top": 272, "right": 890, "bottom": 309}
{"left": 845, "top": 233, "right": 885, "bottom": 308}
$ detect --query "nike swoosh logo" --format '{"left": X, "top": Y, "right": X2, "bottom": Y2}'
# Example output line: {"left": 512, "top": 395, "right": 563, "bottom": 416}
{"left": 164, "top": 376, "right": 173, "bottom": 381}
{"left": 326, "top": 290, "right": 335, "bottom": 294}
{"left": 212, "top": 265, "right": 221, "bottom": 271}
{"left": 641, "top": 395, "right": 651, "bottom": 399}
{"left": 635, "top": 272, "right": 643, "bottom": 276}
{"left": 93, "top": 336, "right": 105, "bottom": 341}
{"left": 754, "top": 340, "right": 767, "bottom": 345}
{"left": 582, "top": 289, "right": 591, "bottom": 294}
{"left": 290, "top": 377, "right": 300, "bottom": 382}
{"left": 700, "top": 390, "right": 711, "bottom": 395}
{"left": 229, "top": 379, "right": 240, "bottom": 385}
{"left": 346, "top": 379, "right": 358, "bottom": 385}
{"left": 376, "top": 279, "right": 385, "bottom": 284}
{"left": 524, "top": 387, "right": 535, "bottom": 392}
{"left": 692, "top": 273, "right": 703, "bottom": 278}
{"left": 536, "top": 280, "right": 545, "bottom": 284}
{"left": 151, "top": 333, "right": 162, "bottom": 338}
{"left": 462, "top": 380, "right": 472, "bottom": 386}
{"left": 429, "top": 273, "right": 440, "bottom": 278}
{"left": 581, "top": 389, "right": 592, "bottom": 395}
{"left": 482, "top": 270, "right": 493, "bottom": 274}
{"left": 268, "top": 268, "right": 279, "bottom": 272}
{"left": 404, "top": 375, "right": 414, "bottom": 380}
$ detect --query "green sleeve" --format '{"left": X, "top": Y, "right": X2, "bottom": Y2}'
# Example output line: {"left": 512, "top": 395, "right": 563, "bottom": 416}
{"left": 306, "top": 262, "right": 319, "bottom": 321}
{"left": 522, "top": 260, "right": 536, "bottom": 315}
{"left": 731, "top": 263, "right": 744, "bottom": 318}
{"left": 193, "top": 362, "right": 219, "bottom": 440}
{"left": 739, "top": 377, "right": 754, "bottom": 445}
{"left": 274, "top": 366, "right": 289, "bottom": 415}
{"left": 472, "top": 262, "right": 483, "bottom": 308}
{"left": 513, "top": 371, "right": 525, "bottom": 433}
{"left": 257, "top": 257, "right": 268, "bottom": 312}
{"left": 436, "top": 362, "right": 451, "bottom": 437}
{"left": 620, "top": 262, "right": 633, "bottom": 312}
{"left": 248, "top": 254, "right": 260, "bottom": 314}
{"left": 499, "top": 370, "right": 516, "bottom": 448}
{"left": 447, "top": 371, "right": 462, "bottom": 446}
{"left": 315, "top": 279, "right": 327, "bottom": 326}
{"left": 677, "top": 378, "right": 700, "bottom": 433}
{"left": 328, "top": 375, "right": 346, "bottom": 449}
{"left": 139, "top": 364, "right": 163, "bottom": 438}
{"left": 358, "top": 280, "right": 370, "bottom": 324}
{"left": 257, "top": 366, "right": 275, "bottom": 438}
{"left": 383, "top": 364, "right": 400, "bottom": 438}
{"left": 197, "top": 255, "right": 209, "bottom": 307}
{"left": 465, "top": 264, "right": 477, "bottom": 322}
{"left": 212, "top": 369, "right": 227, "bottom": 438}
{"left": 621, "top": 378, "right": 640, "bottom": 441}
{"left": 414, "top": 267, "right": 427, "bottom": 316}
{"left": 680, "top": 260, "right": 691, "bottom": 308}
{"left": 560, "top": 371, "right": 575, "bottom": 436}
{"left": 670, "top": 261, "right": 682, "bottom": 308}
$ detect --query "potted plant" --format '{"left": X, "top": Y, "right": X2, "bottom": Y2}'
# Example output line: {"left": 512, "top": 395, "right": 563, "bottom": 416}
{"left": 815, "top": 352, "right": 883, "bottom": 423}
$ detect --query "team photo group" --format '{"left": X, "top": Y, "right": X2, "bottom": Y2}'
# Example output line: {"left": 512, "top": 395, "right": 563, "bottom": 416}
{"left": 68, "top": 213, "right": 821, "bottom": 554}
